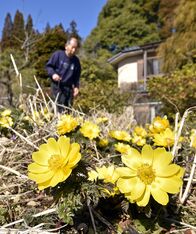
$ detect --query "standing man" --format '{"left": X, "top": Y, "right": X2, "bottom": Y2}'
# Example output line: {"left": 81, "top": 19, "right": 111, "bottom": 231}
{"left": 46, "top": 37, "right": 81, "bottom": 112}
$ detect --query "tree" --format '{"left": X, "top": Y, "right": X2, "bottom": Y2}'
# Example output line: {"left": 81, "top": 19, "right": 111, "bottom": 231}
{"left": 45, "top": 23, "right": 51, "bottom": 33}
{"left": 148, "top": 0, "right": 196, "bottom": 117}
{"left": 12, "top": 10, "right": 25, "bottom": 49}
{"left": 83, "top": 0, "right": 161, "bottom": 53}
{"left": 25, "top": 14, "right": 33, "bottom": 35}
{"left": 66, "top": 20, "right": 81, "bottom": 42}
{"left": 1, "top": 13, "right": 13, "bottom": 50}
{"left": 148, "top": 64, "right": 196, "bottom": 117}
{"left": 0, "top": 49, "right": 14, "bottom": 106}
{"left": 158, "top": 0, "right": 180, "bottom": 39}
{"left": 33, "top": 25, "right": 68, "bottom": 81}
{"left": 0, "top": 12, "right": 39, "bottom": 106}
{"left": 21, "top": 14, "right": 38, "bottom": 63}
{"left": 158, "top": 0, "right": 196, "bottom": 72}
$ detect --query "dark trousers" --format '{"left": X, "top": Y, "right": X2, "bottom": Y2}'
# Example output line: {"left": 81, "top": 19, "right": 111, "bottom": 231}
{"left": 51, "top": 82, "right": 73, "bottom": 113}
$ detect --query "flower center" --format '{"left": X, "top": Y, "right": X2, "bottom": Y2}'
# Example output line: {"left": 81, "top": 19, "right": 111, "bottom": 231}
{"left": 137, "top": 164, "right": 155, "bottom": 184}
{"left": 48, "top": 154, "right": 64, "bottom": 170}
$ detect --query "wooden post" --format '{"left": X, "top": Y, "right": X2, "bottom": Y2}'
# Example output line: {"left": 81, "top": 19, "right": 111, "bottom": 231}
{"left": 143, "top": 50, "right": 147, "bottom": 91}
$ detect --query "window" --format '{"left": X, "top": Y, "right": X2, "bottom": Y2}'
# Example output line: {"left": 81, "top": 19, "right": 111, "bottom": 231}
{"left": 147, "top": 58, "right": 162, "bottom": 76}
{"left": 137, "top": 57, "right": 163, "bottom": 91}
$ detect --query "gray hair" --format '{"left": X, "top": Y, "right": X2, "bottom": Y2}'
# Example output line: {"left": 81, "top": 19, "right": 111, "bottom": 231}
{"left": 66, "top": 37, "right": 79, "bottom": 46}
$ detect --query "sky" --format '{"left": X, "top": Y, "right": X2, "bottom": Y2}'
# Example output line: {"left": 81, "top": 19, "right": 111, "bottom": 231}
{"left": 0, "top": 0, "right": 107, "bottom": 40}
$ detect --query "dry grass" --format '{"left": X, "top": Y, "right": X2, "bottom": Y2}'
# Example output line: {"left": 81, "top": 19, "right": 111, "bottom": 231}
{"left": 0, "top": 61, "right": 195, "bottom": 233}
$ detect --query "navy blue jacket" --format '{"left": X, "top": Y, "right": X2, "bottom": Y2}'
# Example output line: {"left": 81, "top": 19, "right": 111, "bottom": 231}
{"left": 46, "top": 50, "right": 81, "bottom": 88}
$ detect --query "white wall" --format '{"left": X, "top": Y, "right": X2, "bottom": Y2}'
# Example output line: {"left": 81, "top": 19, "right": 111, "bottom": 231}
{"left": 117, "top": 56, "right": 141, "bottom": 88}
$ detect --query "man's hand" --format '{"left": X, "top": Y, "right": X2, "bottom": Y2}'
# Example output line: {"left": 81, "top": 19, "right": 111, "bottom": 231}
{"left": 73, "top": 87, "right": 79, "bottom": 97}
{"left": 52, "top": 74, "right": 61, "bottom": 81}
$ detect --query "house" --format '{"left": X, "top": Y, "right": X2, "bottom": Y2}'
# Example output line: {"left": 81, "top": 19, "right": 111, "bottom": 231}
{"left": 108, "top": 41, "right": 163, "bottom": 123}
{"left": 108, "top": 41, "right": 163, "bottom": 90}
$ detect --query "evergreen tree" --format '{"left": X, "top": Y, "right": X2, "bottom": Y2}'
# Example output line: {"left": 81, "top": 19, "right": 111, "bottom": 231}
{"left": 45, "top": 22, "right": 51, "bottom": 33}
{"left": 1, "top": 13, "right": 13, "bottom": 50}
{"left": 12, "top": 10, "right": 25, "bottom": 48}
{"left": 25, "top": 14, "right": 33, "bottom": 35}
{"left": 83, "top": 0, "right": 161, "bottom": 53}
{"left": 53, "top": 23, "right": 65, "bottom": 33}
{"left": 66, "top": 20, "right": 81, "bottom": 42}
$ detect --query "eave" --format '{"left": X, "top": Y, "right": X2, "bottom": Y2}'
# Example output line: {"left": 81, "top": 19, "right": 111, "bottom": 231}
{"left": 108, "top": 41, "right": 161, "bottom": 66}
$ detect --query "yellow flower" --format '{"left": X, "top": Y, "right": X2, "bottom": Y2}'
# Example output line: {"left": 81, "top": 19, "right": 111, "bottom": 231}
{"left": 80, "top": 121, "right": 100, "bottom": 140}
{"left": 116, "top": 145, "right": 184, "bottom": 206}
{"left": 149, "top": 116, "right": 170, "bottom": 134}
{"left": 133, "top": 126, "right": 147, "bottom": 137}
{"left": 98, "top": 138, "right": 109, "bottom": 147}
{"left": 28, "top": 136, "right": 81, "bottom": 190}
{"left": 96, "top": 165, "right": 119, "bottom": 184}
{"left": 0, "top": 116, "right": 13, "bottom": 128}
{"left": 132, "top": 134, "right": 146, "bottom": 146}
{"left": 114, "top": 142, "right": 132, "bottom": 155}
{"left": 153, "top": 128, "right": 175, "bottom": 147}
{"left": 109, "top": 130, "right": 131, "bottom": 142}
{"left": 190, "top": 129, "right": 196, "bottom": 148}
{"left": 1, "top": 109, "right": 11, "bottom": 116}
{"left": 57, "top": 114, "right": 78, "bottom": 135}
{"left": 88, "top": 166, "right": 119, "bottom": 184}
{"left": 88, "top": 170, "right": 98, "bottom": 181}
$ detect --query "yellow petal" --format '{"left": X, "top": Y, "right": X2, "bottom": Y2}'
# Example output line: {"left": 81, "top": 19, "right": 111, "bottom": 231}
{"left": 58, "top": 136, "right": 71, "bottom": 165}
{"left": 153, "top": 148, "right": 172, "bottom": 169}
{"left": 130, "top": 178, "right": 146, "bottom": 200}
{"left": 176, "top": 167, "right": 185, "bottom": 178}
{"left": 62, "top": 168, "right": 72, "bottom": 181}
{"left": 32, "top": 151, "right": 50, "bottom": 166}
{"left": 49, "top": 169, "right": 65, "bottom": 187}
{"left": 28, "top": 170, "right": 54, "bottom": 183}
{"left": 117, "top": 177, "right": 137, "bottom": 193}
{"left": 122, "top": 148, "right": 142, "bottom": 170}
{"left": 39, "top": 143, "right": 49, "bottom": 152}
{"left": 47, "top": 138, "right": 60, "bottom": 155}
{"left": 136, "top": 185, "right": 151, "bottom": 206}
{"left": 28, "top": 162, "right": 49, "bottom": 173}
{"left": 37, "top": 168, "right": 72, "bottom": 190}
{"left": 111, "top": 171, "right": 120, "bottom": 183}
{"left": 155, "top": 177, "right": 182, "bottom": 194}
{"left": 88, "top": 170, "right": 98, "bottom": 181}
{"left": 151, "top": 184, "right": 169, "bottom": 205}
{"left": 115, "top": 167, "right": 136, "bottom": 177}
{"left": 141, "top": 145, "right": 154, "bottom": 165}
{"left": 68, "top": 143, "right": 81, "bottom": 166}
{"left": 58, "top": 136, "right": 70, "bottom": 161}
{"left": 96, "top": 166, "right": 107, "bottom": 179}
{"left": 125, "top": 192, "right": 134, "bottom": 203}
{"left": 38, "top": 179, "right": 51, "bottom": 190}
{"left": 108, "top": 165, "right": 115, "bottom": 175}
{"left": 156, "top": 164, "right": 180, "bottom": 177}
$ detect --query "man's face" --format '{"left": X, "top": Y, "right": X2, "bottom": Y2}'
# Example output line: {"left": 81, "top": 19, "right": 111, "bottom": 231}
{"left": 65, "top": 38, "right": 78, "bottom": 57}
